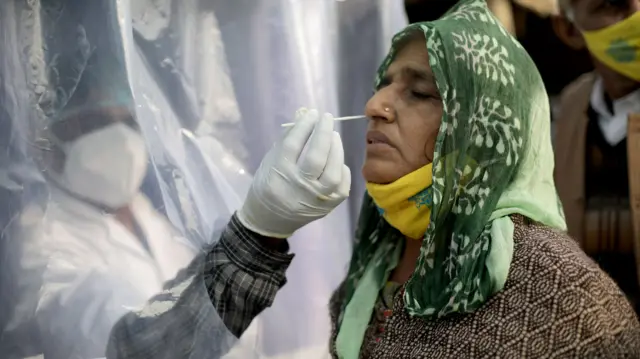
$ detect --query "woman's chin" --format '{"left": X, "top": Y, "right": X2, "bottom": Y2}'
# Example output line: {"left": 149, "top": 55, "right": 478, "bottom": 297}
{"left": 362, "top": 161, "right": 399, "bottom": 184}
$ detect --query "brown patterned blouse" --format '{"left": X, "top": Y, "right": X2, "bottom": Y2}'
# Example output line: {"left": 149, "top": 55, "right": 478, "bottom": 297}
{"left": 329, "top": 216, "right": 640, "bottom": 358}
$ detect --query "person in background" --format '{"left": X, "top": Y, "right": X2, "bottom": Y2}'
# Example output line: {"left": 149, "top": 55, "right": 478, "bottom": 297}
{"left": 0, "top": 62, "right": 199, "bottom": 358}
{"left": 551, "top": 0, "right": 640, "bottom": 309}
{"left": 0, "top": 54, "right": 351, "bottom": 358}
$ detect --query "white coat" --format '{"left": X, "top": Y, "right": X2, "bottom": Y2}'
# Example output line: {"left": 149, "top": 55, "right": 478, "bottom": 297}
{"left": 0, "top": 185, "right": 197, "bottom": 359}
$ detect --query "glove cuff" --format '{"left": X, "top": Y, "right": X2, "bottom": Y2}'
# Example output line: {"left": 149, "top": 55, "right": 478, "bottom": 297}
{"left": 236, "top": 207, "right": 293, "bottom": 239}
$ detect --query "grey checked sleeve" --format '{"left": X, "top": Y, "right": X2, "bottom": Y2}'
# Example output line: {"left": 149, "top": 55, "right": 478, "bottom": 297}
{"left": 105, "top": 213, "right": 294, "bottom": 359}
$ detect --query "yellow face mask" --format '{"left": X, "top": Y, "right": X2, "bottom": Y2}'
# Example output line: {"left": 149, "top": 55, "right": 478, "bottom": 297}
{"left": 365, "top": 163, "right": 433, "bottom": 240}
{"left": 582, "top": 11, "right": 640, "bottom": 81}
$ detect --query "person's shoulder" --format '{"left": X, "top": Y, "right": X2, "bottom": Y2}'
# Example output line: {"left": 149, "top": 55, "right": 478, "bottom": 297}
{"left": 13, "top": 201, "right": 98, "bottom": 251}
{"left": 512, "top": 217, "right": 617, "bottom": 296}
{"left": 557, "top": 72, "right": 596, "bottom": 115}
{"left": 559, "top": 72, "right": 596, "bottom": 100}
{"left": 5, "top": 201, "right": 73, "bottom": 257}
{"left": 5, "top": 200, "right": 113, "bottom": 280}
{"left": 512, "top": 216, "right": 591, "bottom": 267}
{"left": 509, "top": 217, "right": 640, "bottom": 353}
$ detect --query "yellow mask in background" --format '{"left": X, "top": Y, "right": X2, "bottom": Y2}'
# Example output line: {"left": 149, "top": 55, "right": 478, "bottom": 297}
{"left": 365, "top": 163, "right": 433, "bottom": 240}
{"left": 582, "top": 11, "right": 640, "bottom": 81}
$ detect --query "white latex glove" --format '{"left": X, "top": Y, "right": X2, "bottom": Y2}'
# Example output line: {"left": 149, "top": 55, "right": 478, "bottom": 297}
{"left": 237, "top": 108, "right": 351, "bottom": 238}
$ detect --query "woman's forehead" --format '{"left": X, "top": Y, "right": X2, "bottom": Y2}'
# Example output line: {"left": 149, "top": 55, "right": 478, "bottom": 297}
{"left": 386, "top": 40, "right": 434, "bottom": 82}
{"left": 395, "top": 38, "right": 430, "bottom": 62}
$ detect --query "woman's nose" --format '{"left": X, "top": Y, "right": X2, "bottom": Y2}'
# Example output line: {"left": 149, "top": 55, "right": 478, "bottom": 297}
{"left": 365, "top": 90, "right": 394, "bottom": 123}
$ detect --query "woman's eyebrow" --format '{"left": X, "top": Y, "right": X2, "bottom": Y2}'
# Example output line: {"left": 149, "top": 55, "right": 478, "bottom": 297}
{"left": 401, "top": 67, "right": 436, "bottom": 85}
{"left": 379, "top": 64, "right": 436, "bottom": 87}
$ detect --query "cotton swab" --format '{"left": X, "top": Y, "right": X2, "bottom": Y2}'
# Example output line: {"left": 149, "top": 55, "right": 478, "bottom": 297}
{"left": 281, "top": 115, "right": 366, "bottom": 128}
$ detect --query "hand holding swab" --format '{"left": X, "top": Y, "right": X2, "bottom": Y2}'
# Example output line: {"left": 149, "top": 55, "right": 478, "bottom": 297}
{"left": 281, "top": 115, "right": 366, "bottom": 128}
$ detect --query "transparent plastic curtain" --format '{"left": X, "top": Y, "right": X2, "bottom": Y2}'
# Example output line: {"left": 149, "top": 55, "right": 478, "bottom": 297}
{"left": 0, "top": 0, "right": 251, "bottom": 357}
{"left": 213, "top": 1, "right": 406, "bottom": 357}
{"left": 120, "top": 0, "right": 252, "bottom": 250}
{"left": 0, "top": 0, "right": 406, "bottom": 358}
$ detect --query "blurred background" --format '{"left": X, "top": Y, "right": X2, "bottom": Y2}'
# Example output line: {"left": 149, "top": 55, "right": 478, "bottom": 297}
{"left": 0, "top": 0, "right": 637, "bottom": 358}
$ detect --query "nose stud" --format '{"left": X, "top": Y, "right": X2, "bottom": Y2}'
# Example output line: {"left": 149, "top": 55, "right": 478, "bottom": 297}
{"left": 384, "top": 107, "right": 390, "bottom": 112}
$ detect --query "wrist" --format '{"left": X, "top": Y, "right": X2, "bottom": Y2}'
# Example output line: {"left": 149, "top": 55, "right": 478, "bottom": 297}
{"left": 225, "top": 214, "right": 294, "bottom": 272}
{"left": 250, "top": 232, "right": 289, "bottom": 252}
{"left": 236, "top": 206, "right": 294, "bottom": 239}
{"left": 234, "top": 210, "right": 290, "bottom": 253}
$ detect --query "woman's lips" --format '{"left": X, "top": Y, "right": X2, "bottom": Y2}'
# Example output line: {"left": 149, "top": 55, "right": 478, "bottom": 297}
{"left": 366, "top": 130, "right": 394, "bottom": 148}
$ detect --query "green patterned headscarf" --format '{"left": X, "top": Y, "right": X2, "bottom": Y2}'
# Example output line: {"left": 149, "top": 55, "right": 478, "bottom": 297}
{"left": 336, "top": 1, "right": 566, "bottom": 357}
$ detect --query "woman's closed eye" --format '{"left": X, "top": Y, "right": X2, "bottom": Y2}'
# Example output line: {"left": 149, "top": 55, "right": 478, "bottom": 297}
{"left": 409, "top": 85, "right": 441, "bottom": 101}
{"left": 411, "top": 91, "right": 432, "bottom": 100}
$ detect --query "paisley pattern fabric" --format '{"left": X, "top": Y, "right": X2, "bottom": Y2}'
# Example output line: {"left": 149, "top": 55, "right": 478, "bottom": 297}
{"left": 330, "top": 216, "right": 640, "bottom": 358}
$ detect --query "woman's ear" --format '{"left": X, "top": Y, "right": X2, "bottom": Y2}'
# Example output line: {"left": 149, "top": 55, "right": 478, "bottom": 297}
{"left": 551, "top": 14, "right": 586, "bottom": 50}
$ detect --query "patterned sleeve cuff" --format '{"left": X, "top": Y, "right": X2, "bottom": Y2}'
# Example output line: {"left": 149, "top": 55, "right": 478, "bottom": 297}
{"left": 220, "top": 214, "right": 294, "bottom": 279}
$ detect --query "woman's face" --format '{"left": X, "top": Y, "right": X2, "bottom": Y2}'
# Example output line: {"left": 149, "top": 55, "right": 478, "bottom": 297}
{"left": 362, "top": 37, "right": 443, "bottom": 184}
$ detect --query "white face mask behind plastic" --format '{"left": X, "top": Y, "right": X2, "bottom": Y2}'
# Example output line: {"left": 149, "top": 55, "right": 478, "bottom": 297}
{"left": 53, "top": 122, "right": 149, "bottom": 209}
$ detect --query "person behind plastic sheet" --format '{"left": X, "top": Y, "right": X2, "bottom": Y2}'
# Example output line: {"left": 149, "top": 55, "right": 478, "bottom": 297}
{"left": 0, "top": 58, "right": 350, "bottom": 358}
{"left": 551, "top": 0, "right": 640, "bottom": 309}
{"left": 0, "top": 77, "right": 197, "bottom": 356}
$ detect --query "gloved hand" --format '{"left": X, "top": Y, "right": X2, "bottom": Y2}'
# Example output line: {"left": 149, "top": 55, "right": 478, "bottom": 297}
{"left": 237, "top": 108, "right": 351, "bottom": 238}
